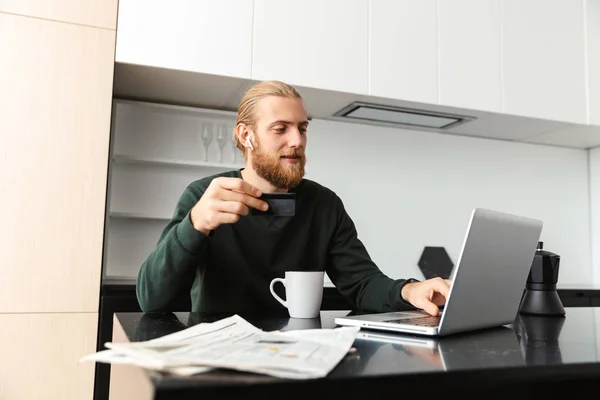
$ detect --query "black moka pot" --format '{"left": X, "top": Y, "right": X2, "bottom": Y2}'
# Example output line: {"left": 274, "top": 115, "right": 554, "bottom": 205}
{"left": 519, "top": 241, "right": 565, "bottom": 316}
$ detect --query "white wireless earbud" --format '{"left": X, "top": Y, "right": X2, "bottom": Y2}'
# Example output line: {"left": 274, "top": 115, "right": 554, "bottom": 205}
{"left": 245, "top": 137, "right": 254, "bottom": 150}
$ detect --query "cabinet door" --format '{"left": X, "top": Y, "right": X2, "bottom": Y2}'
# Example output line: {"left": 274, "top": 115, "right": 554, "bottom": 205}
{"left": 0, "top": 0, "right": 117, "bottom": 29}
{"left": 587, "top": 0, "right": 600, "bottom": 125}
{"left": 115, "top": 0, "right": 253, "bottom": 79}
{"left": 369, "top": 0, "right": 438, "bottom": 104}
{"left": 438, "top": 0, "right": 502, "bottom": 113}
{"left": 502, "top": 0, "right": 586, "bottom": 124}
{"left": 252, "top": 0, "right": 369, "bottom": 95}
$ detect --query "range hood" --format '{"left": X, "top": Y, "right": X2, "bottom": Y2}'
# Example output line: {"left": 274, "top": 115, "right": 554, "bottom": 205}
{"left": 332, "top": 102, "right": 475, "bottom": 130}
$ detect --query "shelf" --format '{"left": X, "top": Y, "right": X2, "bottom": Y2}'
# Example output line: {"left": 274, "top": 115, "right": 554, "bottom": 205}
{"left": 114, "top": 98, "right": 239, "bottom": 119}
{"left": 109, "top": 212, "right": 172, "bottom": 221}
{"left": 112, "top": 154, "right": 244, "bottom": 170}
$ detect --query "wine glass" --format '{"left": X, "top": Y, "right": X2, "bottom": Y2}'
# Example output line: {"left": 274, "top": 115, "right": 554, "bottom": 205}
{"left": 216, "top": 124, "right": 227, "bottom": 163}
{"left": 230, "top": 123, "right": 238, "bottom": 164}
{"left": 200, "top": 123, "right": 212, "bottom": 162}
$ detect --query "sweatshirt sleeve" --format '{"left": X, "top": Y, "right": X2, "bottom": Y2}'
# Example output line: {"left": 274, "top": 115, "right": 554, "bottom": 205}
{"left": 325, "top": 195, "right": 418, "bottom": 312}
{"left": 136, "top": 184, "right": 210, "bottom": 312}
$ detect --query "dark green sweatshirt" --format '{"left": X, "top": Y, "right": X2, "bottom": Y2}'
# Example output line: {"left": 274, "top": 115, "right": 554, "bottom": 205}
{"left": 136, "top": 169, "right": 417, "bottom": 313}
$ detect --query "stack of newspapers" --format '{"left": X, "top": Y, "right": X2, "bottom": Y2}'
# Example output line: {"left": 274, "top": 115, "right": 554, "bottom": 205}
{"left": 81, "top": 314, "right": 359, "bottom": 379}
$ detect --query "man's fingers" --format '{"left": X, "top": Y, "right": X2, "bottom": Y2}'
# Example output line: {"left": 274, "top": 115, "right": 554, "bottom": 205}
{"left": 219, "top": 212, "right": 240, "bottom": 225}
{"left": 421, "top": 301, "right": 440, "bottom": 317}
{"left": 215, "top": 200, "right": 250, "bottom": 216}
{"left": 433, "top": 277, "right": 451, "bottom": 300}
{"left": 413, "top": 278, "right": 451, "bottom": 315}
{"left": 215, "top": 177, "right": 262, "bottom": 197}
{"left": 213, "top": 177, "right": 268, "bottom": 211}
{"left": 219, "top": 190, "right": 268, "bottom": 211}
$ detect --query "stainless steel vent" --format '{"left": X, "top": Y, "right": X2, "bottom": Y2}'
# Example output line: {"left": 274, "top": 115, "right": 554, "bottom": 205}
{"left": 332, "top": 102, "right": 474, "bottom": 130}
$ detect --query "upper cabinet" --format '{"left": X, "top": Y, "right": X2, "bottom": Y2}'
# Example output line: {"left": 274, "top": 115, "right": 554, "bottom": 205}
{"left": 587, "top": 0, "right": 600, "bottom": 126}
{"left": 502, "top": 0, "right": 586, "bottom": 124}
{"left": 252, "top": 0, "right": 369, "bottom": 95}
{"left": 113, "top": 0, "right": 597, "bottom": 130}
{"left": 115, "top": 0, "right": 253, "bottom": 79}
{"left": 369, "top": 0, "right": 438, "bottom": 104}
{"left": 438, "top": 0, "right": 502, "bottom": 113}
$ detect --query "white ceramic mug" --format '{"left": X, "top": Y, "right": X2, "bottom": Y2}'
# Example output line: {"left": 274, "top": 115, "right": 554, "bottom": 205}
{"left": 269, "top": 271, "right": 325, "bottom": 318}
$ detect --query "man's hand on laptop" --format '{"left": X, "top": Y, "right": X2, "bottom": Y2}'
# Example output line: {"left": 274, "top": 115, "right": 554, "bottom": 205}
{"left": 401, "top": 277, "right": 451, "bottom": 316}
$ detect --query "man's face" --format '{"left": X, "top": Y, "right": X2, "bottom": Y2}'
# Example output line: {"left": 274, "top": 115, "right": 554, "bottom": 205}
{"left": 249, "top": 96, "right": 308, "bottom": 189}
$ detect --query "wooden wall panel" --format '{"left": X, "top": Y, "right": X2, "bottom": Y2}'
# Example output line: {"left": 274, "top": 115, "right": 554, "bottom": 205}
{"left": 0, "top": 13, "right": 115, "bottom": 313}
{"left": 0, "top": 313, "right": 98, "bottom": 400}
{"left": 0, "top": 0, "right": 118, "bottom": 29}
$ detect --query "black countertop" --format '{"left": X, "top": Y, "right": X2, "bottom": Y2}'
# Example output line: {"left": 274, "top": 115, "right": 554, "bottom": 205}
{"left": 101, "top": 277, "right": 600, "bottom": 307}
{"left": 110, "top": 307, "right": 600, "bottom": 399}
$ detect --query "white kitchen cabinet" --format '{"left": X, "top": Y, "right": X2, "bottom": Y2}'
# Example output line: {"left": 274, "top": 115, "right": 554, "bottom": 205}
{"left": 369, "top": 0, "right": 437, "bottom": 104}
{"left": 111, "top": 0, "right": 597, "bottom": 130}
{"left": 252, "top": 0, "right": 369, "bottom": 95}
{"left": 115, "top": 0, "right": 253, "bottom": 79}
{"left": 438, "top": 0, "right": 502, "bottom": 113}
{"left": 502, "top": 0, "right": 587, "bottom": 124}
{"left": 587, "top": 0, "right": 600, "bottom": 125}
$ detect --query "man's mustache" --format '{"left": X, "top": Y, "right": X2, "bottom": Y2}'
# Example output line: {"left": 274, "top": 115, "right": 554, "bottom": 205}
{"left": 279, "top": 149, "right": 305, "bottom": 158}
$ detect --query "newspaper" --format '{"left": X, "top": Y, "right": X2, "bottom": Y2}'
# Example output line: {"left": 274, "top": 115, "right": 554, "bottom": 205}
{"left": 81, "top": 314, "right": 360, "bottom": 380}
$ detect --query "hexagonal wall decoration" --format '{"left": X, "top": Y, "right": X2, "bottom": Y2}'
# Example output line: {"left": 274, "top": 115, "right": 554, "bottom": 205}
{"left": 418, "top": 246, "right": 454, "bottom": 280}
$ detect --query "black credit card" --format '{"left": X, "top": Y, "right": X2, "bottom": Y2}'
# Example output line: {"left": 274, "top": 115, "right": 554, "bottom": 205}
{"left": 249, "top": 193, "right": 296, "bottom": 216}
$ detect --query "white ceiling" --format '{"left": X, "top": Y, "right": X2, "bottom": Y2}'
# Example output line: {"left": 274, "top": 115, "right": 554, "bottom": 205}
{"left": 113, "top": 63, "right": 600, "bottom": 150}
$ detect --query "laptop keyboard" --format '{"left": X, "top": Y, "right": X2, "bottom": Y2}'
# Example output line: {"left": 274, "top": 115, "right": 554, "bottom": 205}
{"left": 383, "top": 315, "right": 441, "bottom": 327}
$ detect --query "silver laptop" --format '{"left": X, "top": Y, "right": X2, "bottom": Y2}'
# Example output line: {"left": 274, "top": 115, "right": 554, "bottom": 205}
{"left": 335, "top": 208, "right": 543, "bottom": 337}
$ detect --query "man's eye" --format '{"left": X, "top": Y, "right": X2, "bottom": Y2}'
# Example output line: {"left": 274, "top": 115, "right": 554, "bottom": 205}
{"left": 274, "top": 127, "right": 286, "bottom": 133}
{"left": 300, "top": 128, "right": 307, "bottom": 134}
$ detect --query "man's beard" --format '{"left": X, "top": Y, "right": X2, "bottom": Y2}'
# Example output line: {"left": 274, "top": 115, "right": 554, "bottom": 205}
{"left": 251, "top": 147, "right": 306, "bottom": 189}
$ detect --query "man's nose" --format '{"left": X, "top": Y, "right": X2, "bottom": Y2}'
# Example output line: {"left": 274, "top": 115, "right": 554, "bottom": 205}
{"left": 287, "top": 129, "right": 304, "bottom": 148}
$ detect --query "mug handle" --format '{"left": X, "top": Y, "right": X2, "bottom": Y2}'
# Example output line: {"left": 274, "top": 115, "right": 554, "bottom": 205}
{"left": 269, "top": 278, "right": 287, "bottom": 308}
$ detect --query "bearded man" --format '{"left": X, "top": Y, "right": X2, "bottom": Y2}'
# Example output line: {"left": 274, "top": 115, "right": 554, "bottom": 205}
{"left": 137, "top": 80, "right": 450, "bottom": 315}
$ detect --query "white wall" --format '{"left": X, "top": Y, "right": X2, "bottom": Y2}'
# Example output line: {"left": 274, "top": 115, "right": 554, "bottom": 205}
{"left": 107, "top": 101, "right": 593, "bottom": 287}
{"left": 590, "top": 147, "right": 600, "bottom": 286}
{"left": 305, "top": 120, "right": 591, "bottom": 286}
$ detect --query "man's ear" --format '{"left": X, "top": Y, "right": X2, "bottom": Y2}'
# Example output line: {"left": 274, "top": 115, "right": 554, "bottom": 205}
{"left": 236, "top": 123, "right": 254, "bottom": 150}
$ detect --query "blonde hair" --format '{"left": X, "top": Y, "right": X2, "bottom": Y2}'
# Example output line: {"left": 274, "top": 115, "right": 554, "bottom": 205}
{"left": 234, "top": 80, "right": 302, "bottom": 155}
